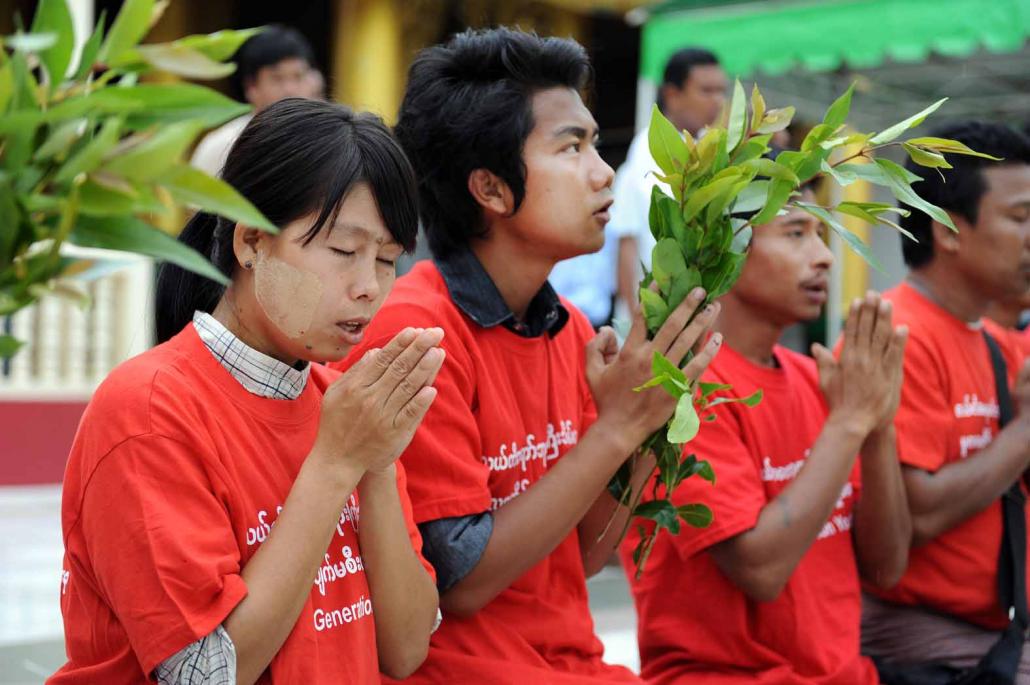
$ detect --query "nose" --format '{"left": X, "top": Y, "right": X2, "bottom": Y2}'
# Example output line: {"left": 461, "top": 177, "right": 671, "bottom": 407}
{"left": 590, "top": 149, "right": 615, "bottom": 191}
{"left": 348, "top": 260, "right": 382, "bottom": 302}
{"left": 812, "top": 231, "right": 835, "bottom": 270}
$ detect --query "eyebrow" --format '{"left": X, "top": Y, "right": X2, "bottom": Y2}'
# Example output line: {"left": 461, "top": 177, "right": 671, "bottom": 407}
{"left": 335, "top": 223, "right": 401, "bottom": 249}
{"left": 553, "top": 124, "right": 600, "bottom": 141}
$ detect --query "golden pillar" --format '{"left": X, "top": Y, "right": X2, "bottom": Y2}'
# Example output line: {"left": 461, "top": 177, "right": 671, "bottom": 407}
{"left": 333, "top": 0, "right": 406, "bottom": 124}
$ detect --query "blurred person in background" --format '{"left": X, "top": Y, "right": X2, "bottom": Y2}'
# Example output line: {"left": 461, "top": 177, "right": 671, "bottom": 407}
{"left": 608, "top": 48, "right": 726, "bottom": 319}
{"left": 191, "top": 25, "right": 321, "bottom": 178}
{"left": 621, "top": 188, "right": 911, "bottom": 684}
{"left": 862, "top": 121, "right": 1030, "bottom": 684}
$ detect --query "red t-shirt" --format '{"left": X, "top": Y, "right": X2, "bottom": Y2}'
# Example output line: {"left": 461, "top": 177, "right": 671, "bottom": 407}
{"left": 621, "top": 343, "right": 875, "bottom": 685}
{"left": 49, "top": 325, "right": 429, "bottom": 684}
{"left": 868, "top": 282, "right": 1027, "bottom": 629}
{"left": 333, "top": 261, "right": 639, "bottom": 684}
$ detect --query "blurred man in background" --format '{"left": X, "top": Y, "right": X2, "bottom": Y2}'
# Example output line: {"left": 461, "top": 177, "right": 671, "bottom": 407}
{"left": 191, "top": 25, "right": 321, "bottom": 177}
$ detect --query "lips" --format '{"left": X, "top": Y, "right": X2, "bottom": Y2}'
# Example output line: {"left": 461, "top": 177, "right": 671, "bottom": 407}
{"left": 801, "top": 278, "right": 828, "bottom": 304}
{"left": 337, "top": 318, "right": 369, "bottom": 345}
{"left": 593, "top": 199, "right": 614, "bottom": 225}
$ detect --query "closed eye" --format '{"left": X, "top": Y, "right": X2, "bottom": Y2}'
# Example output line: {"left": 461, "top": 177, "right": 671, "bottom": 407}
{"left": 330, "top": 248, "right": 355, "bottom": 257}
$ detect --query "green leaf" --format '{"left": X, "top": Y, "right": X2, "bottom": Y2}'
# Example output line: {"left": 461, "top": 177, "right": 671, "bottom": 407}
{"left": 904, "top": 136, "right": 1003, "bottom": 161}
{"left": 652, "top": 238, "right": 687, "bottom": 293}
{"left": 48, "top": 83, "right": 250, "bottom": 130}
{"left": 667, "top": 265, "right": 702, "bottom": 313}
{"left": 176, "top": 28, "right": 262, "bottom": 62}
{"left": 683, "top": 173, "right": 741, "bottom": 222}
{"left": 869, "top": 98, "right": 947, "bottom": 145}
{"left": 4, "top": 32, "right": 58, "bottom": 53}
{"left": 33, "top": 118, "right": 86, "bottom": 161}
{"left": 732, "top": 134, "right": 772, "bottom": 164}
{"left": 98, "top": 0, "right": 155, "bottom": 64}
{"left": 634, "top": 499, "right": 681, "bottom": 534}
{"left": 126, "top": 43, "right": 236, "bottom": 79}
{"left": 902, "top": 142, "right": 952, "bottom": 169}
{"left": 750, "top": 83, "right": 765, "bottom": 134}
{"left": 72, "top": 11, "right": 106, "bottom": 80}
{"left": 100, "top": 120, "right": 204, "bottom": 182}
{"left": 0, "top": 334, "right": 24, "bottom": 358}
{"left": 874, "top": 158, "right": 955, "bottom": 231}
{"left": 668, "top": 392, "right": 700, "bottom": 443}
{"left": 698, "top": 381, "right": 731, "bottom": 397}
{"left": 797, "top": 202, "right": 884, "bottom": 272}
{"left": 639, "top": 286, "right": 670, "bottom": 332}
{"left": 743, "top": 158, "right": 800, "bottom": 184}
{"left": 732, "top": 180, "right": 769, "bottom": 215}
{"left": 30, "top": 0, "right": 74, "bottom": 91}
{"left": 649, "top": 185, "right": 682, "bottom": 241}
{"left": 752, "top": 178, "right": 794, "bottom": 225}
{"left": 678, "top": 503, "right": 713, "bottom": 528}
{"left": 652, "top": 349, "right": 687, "bottom": 386}
{"left": 69, "top": 214, "right": 228, "bottom": 285}
{"left": 730, "top": 224, "right": 752, "bottom": 253}
{"left": 755, "top": 106, "right": 794, "bottom": 135}
{"left": 55, "top": 117, "right": 123, "bottom": 183}
{"left": 0, "top": 179, "right": 18, "bottom": 265}
{"left": 158, "top": 164, "right": 276, "bottom": 232}
{"left": 801, "top": 123, "right": 838, "bottom": 153}
{"left": 695, "top": 127, "right": 725, "bottom": 169}
{"left": 648, "top": 104, "right": 689, "bottom": 177}
{"left": 703, "top": 250, "right": 746, "bottom": 299}
{"left": 726, "top": 79, "right": 748, "bottom": 153}
{"left": 0, "top": 50, "right": 13, "bottom": 114}
{"left": 822, "top": 83, "right": 855, "bottom": 131}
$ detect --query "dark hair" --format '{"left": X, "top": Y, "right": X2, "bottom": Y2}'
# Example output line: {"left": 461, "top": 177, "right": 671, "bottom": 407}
{"left": 156, "top": 98, "right": 419, "bottom": 343}
{"left": 232, "top": 25, "right": 315, "bottom": 100}
{"left": 900, "top": 120, "right": 1030, "bottom": 268}
{"left": 393, "top": 26, "right": 591, "bottom": 259}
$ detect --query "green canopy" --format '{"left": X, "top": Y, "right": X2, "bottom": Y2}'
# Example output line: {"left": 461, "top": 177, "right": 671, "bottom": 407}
{"left": 642, "top": 0, "right": 1030, "bottom": 81}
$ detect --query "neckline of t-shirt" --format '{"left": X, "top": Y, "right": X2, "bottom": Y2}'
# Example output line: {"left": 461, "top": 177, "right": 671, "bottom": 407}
{"left": 900, "top": 281, "right": 985, "bottom": 334}
{"left": 717, "top": 342, "right": 793, "bottom": 390}
{"left": 176, "top": 324, "right": 322, "bottom": 424}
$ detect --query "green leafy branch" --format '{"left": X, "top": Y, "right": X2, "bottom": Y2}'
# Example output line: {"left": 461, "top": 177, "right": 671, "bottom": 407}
{"left": 613, "top": 79, "right": 995, "bottom": 577}
{"left": 1, "top": 0, "right": 274, "bottom": 357}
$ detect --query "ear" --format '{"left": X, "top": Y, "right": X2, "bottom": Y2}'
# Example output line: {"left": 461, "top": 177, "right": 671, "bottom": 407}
{"left": 467, "top": 168, "right": 515, "bottom": 218}
{"left": 930, "top": 211, "right": 969, "bottom": 257}
{"left": 232, "top": 223, "right": 272, "bottom": 270}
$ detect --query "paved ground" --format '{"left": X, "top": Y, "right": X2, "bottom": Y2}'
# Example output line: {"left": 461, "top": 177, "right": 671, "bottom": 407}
{"left": 0, "top": 484, "right": 639, "bottom": 684}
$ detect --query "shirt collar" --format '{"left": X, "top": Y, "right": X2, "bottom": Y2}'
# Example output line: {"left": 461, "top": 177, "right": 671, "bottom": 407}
{"left": 192, "top": 311, "right": 310, "bottom": 400}
{"left": 435, "top": 246, "right": 568, "bottom": 338}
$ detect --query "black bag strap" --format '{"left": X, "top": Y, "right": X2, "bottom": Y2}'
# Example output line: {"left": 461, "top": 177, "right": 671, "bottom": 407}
{"left": 955, "top": 330, "right": 1027, "bottom": 683}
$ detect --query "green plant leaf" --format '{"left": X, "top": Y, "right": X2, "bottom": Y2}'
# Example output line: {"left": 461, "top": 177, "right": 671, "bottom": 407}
{"left": 652, "top": 349, "right": 687, "bottom": 386}
{"left": 683, "top": 173, "right": 741, "bottom": 222}
{"left": 33, "top": 117, "right": 86, "bottom": 161}
{"left": 0, "top": 179, "right": 18, "bottom": 265}
{"left": 750, "top": 83, "right": 765, "bottom": 134}
{"left": 801, "top": 123, "right": 837, "bottom": 153}
{"left": 726, "top": 79, "right": 748, "bottom": 153}
{"left": 0, "top": 334, "right": 24, "bottom": 358}
{"left": 98, "top": 0, "right": 154, "bottom": 64}
{"left": 668, "top": 392, "right": 700, "bottom": 443}
{"left": 72, "top": 11, "right": 106, "bottom": 80}
{"left": 651, "top": 237, "right": 688, "bottom": 293}
{"left": 732, "top": 134, "right": 772, "bottom": 164}
{"left": 648, "top": 104, "right": 689, "bottom": 177}
{"left": 732, "top": 180, "right": 769, "bottom": 215}
{"left": 100, "top": 120, "right": 204, "bottom": 182}
{"left": 797, "top": 202, "right": 884, "bottom": 272}
{"left": 904, "top": 136, "right": 1003, "bottom": 161}
{"left": 640, "top": 284, "right": 670, "bottom": 332}
{"left": 30, "top": 0, "right": 74, "bottom": 91}
{"left": 176, "top": 28, "right": 262, "bottom": 62}
{"left": 874, "top": 158, "right": 955, "bottom": 231}
{"left": 4, "top": 32, "right": 58, "bottom": 53}
{"left": 55, "top": 116, "right": 122, "bottom": 183}
{"left": 869, "top": 98, "right": 947, "bottom": 145}
{"left": 128, "top": 43, "right": 236, "bottom": 79}
{"left": 902, "top": 142, "right": 952, "bottom": 169}
{"left": 48, "top": 83, "right": 250, "bottom": 130}
{"left": 822, "top": 82, "right": 855, "bottom": 131}
{"left": 648, "top": 185, "right": 682, "bottom": 241}
{"left": 678, "top": 503, "right": 713, "bottom": 528}
{"left": 755, "top": 106, "right": 794, "bottom": 135}
{"left": 751, "top": 178, "right": 794, "bottom": 225}
{"left": 634, "top": 499, "right": 681, "bottom": 534}
{"left": 742, "top": 157, "right": 800, "bottom": 184}
{"left": 158, "top": 164, "right": 277, "bottom": 232}
{"left": 69, "top": 214, "right": 228, "bottom": 285}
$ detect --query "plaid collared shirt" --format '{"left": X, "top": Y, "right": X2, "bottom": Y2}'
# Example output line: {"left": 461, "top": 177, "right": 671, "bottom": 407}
{"left": 193, "top": 311, "right": 309, "bottom": 400}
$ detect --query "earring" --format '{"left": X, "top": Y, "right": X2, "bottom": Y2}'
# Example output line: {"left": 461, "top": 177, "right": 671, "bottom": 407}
{"left": 244, "top": 260, "right": 253, "bottom": 269}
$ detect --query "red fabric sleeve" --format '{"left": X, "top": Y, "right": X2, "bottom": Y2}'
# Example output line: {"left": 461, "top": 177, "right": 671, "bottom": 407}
{"left": 78, "top": 435, "right": 248, "bottom": 675}
{"left": 893, "top": 336, "right": 953, "bottom": 472}
{"left": 395, "top": 461, "right": 436, "bottom": 580}
{"left": 668, "top": 405, "right": 765, "bottom": 560}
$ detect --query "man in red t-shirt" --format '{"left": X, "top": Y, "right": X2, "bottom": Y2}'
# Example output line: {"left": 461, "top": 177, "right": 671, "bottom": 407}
{"left": 860, "top": 121, "right": 1030, "bottom": 677}
{"left": 620, "top": 189, "right": 912, "bottom": 684}
{"left": 333, "top": 28, "right": 721, "bottom": 684}
{"left": 988, "top": 290, "right": 1030, "bottom": 357}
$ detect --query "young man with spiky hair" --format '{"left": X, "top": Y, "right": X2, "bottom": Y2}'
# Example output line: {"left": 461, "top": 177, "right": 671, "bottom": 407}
{"left": 335, "top": 27, "right": 721, "bottom": 683}
{"left": 862, "top": 121, "right": 1030, "bottom": 677}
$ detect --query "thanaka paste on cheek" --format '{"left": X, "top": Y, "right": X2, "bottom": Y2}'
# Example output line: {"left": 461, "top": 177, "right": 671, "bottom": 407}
{"left": 253, "top": 251, "right": 323, "bottom": 339}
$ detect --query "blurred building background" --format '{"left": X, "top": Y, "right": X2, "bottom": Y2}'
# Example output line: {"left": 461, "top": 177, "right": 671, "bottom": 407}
{"left": 1, "top": 1, "right": 1028, "bottom": 682}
